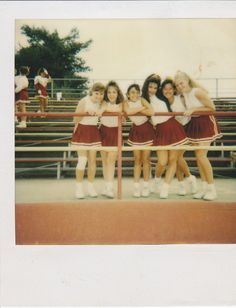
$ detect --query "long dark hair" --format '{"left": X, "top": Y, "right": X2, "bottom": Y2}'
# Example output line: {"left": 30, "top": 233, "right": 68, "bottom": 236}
{"left": 141, "top": 74, "right": 161, "bottom": 103}
{"left": 104, "top": 80, "right": 124, "bottom": 104}
{"left": 159, "top": 79, "right": 175, "bottom": 112}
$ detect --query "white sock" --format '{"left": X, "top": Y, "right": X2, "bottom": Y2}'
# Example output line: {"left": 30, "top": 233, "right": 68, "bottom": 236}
{"left": 107, "top": 181, "right": 113, "bottom": 189}
{"left": 143, "top": 181, "right": 149, "bottom": 187}
{"left": 155, "top": 177, "right": 161, "bottom": 183}
{"left": 186, "top": 175, "right": 195, "bottom": 182}
{"left": 202, "top": 181, "right": 208, "bottom": 190}
{"left": 87, "top": 181, "right": 94, "bottom": 188}
{"left": 134, "top": 182, "right": 140, "bottom": 188}
{"left": 208, "top": 183, "right": 216, "bottom": 192}
{"left": 162, "top": 182, "right": 169, "bottom": 189}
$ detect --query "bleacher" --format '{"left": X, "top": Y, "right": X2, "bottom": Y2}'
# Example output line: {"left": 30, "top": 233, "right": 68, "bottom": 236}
{"left": 15, "top": 97, "right": 236, "bottom": 179}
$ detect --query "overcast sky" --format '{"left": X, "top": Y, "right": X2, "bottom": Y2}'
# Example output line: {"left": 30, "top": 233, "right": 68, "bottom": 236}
{"left": 15, "top": 19, "right": 236, "bottom": 95}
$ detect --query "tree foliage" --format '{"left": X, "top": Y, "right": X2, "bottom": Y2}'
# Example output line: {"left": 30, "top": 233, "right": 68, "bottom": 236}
{"left": 15, "top": 26, "right": 92, "bottom": 97}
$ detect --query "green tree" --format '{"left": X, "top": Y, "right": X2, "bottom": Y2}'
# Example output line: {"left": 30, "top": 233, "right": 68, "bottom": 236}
{"left": 15, "top": 25, "right": 92, "bottom": 98}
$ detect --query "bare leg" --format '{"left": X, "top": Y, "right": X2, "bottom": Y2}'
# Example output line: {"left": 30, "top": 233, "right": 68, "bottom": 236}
{"left": 101, "top": 151, "right": 108, "bottom": 182}
{"left": 75, "top": 150, "right": 88, "bottom": 182}
{"left": 155, "top": 150, "right": 168, "bottom": 178}
{"left": 177, "top": 150, "right": 191, "bottom": 178}
{"left": 133, "top": 150, "right": 142, "bottom": 182}
{"left": 164, "top": 150, "right": 180, "bottom": 184}
{"left": 44, "top": 97, "right": 48, "bottom": 111}
{"left": 19, "top": 103, "right": 27, "bottom": 123}
{"left": 195, "top": 142, "right": 213, "bottom": 184}
{"left": 39, "top": 97, "right": 44, "bottom": 112}
{"left": 142, "top": 150, "right": 151, "bottom": 182}
{"left": 87, "top": 150, "right": 97, "bottom": 182}
{"left": 176, "top": 166, "right": 184, "bottom": 181}
{"left": 106, "top": 151, "right": 118, "bottom": 182}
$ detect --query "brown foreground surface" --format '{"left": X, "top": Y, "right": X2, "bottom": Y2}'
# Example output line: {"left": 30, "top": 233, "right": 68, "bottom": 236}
{"left": 16, "top": 200, "right": 236, "bottom": 245}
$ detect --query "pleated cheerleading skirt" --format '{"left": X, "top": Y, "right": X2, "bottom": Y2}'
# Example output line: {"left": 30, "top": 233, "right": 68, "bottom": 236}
{"left": 185, "top": 115, "right": 222, "bottom": 143}
{"left": 153, "top": 117, "right": 188, "bottom": 146}
{"left": 127, "top": 121, "right": 155, "bottom": 146}
{"left": 71, "top": 123, "right": 101, "bottom": 147}
{"left": 100, "top": 125, "right": 121, "bottom": 146}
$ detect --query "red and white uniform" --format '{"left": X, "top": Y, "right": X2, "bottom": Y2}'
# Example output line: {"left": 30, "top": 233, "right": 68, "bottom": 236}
{"left": 127, "top": 99, "right": 155, "bottom": 146}
{"left": 151, "top": 95, "right": 187, "bottom": 146}
{"left": 71, "top": 96, "right": 101, "bottom": 147}
{"left": 183, "top": 88, "right": 222, "bottom": 143}
{"left": 100, "top": 102, "right": 121, "bottom": 146}
{"left": 171, "top": 95, "right": 191, "bottom": 127}
{"left": 34, "top": 75, "right": 50, "bottom": 98}
{"left": 15, "top": 75, "right": 29, "bottom": 103}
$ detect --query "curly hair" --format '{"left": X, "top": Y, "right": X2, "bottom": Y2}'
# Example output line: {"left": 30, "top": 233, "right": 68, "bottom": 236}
{"left": 104, "top": 80, "right": 124, "bottom": 104}
{"left": 141, "top": 74, "right": 161, "bottom": 103}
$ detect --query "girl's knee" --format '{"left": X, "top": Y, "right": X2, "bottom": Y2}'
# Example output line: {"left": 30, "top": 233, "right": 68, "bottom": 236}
{"left": 134, "top": 156, "right": 142, "bottom": 165}
{"left": 158, "top": 159, "right": 167, "bottom": 169}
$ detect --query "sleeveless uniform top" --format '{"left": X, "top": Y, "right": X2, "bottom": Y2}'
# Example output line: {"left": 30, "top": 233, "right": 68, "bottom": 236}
{"left": 100, "top": 102, "right": 119, "bottom": 127}
{"left": 34, "top": 75, "right": 49, "bottom": 88}
{"left": 150, "top": 95, "right": 172, "bottom": 125}
{"left": 15, "top": 75, "right": 29, "bottom": 101}
{"left": 171, "top": 95, "right": 191, "bottom": 126}
{"left": 128, "top": 99, "right": 148, "bottom": 126}
{"left": 183, "top": 88, "right": 204, "bottom": 109}
{"left": 79, "top": 96, "right": 100, "bottom": 126}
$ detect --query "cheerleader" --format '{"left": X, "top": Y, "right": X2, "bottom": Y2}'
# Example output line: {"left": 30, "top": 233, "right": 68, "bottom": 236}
{"left": 15, "top": 66, "right": 30, "bottom": 128}
{"left": 99, "top": 81, "right": 124, "bottom": 198}
{"left": 161, "top": 78, "right": 198, "bottom": 195}
{"left": 71, "top": 82, "right": 105, "bottom": 199}
{"left": 124, "top": 84, "right": 155, "bottom": 197}
{"left": 174, "top": 71, "right": 222, "bottom": 201}
{"left": 34, "top": 68, "right": 51, "bottom": 114}
{"left": 143, "top": 75, "right": 188, "bottom": 199}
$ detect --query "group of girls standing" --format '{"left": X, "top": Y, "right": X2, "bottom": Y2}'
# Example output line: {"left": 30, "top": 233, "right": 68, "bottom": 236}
{"left": 15, "top": 67, "right": 51, "bottom": 127}
{"left": 71, "top": 71, "right": 222, "bottom": 201}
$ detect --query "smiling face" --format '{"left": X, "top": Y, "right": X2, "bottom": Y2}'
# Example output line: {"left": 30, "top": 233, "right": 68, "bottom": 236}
{"left": 107, "top": 86, "right": 118, "bottom": 104}
{"left": 127, "top": 87, "right": 140, "bottom": 102}
{"left": 175, "top": 77, "right": 191, "bottom": 93}
{"left": 162, "top": 83, "right": 175, "bottom": 101}
{"left": 148, "top": 82, "right": 158, "bottom": 97}
{"left": 91, "top": 90, "right": 104, "bottom": 103}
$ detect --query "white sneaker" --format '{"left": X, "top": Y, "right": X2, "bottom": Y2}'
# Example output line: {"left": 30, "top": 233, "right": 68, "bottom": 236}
{"left": 101, "top": 184, "right": 108, "bottom": 196}
{"left": 106, "top": 187, "right": 114, "bottom": 199}
{"left": 193, "top": 181, "right": 207, "bottom": 199}
{"left": 87, "top": 182, "right": 98, "bottom": 198}
{"left": 15, "top": 116, "right": 19, "bottom": 123}
{"left": 203, "top": 191, "right": 217, "bottom": 201}
{"left": 141, "top": 187, "right": 150, "bottom": 197}
{"left": 178, "top": 182, "right": 186, "bottom": 196}
{"left": 187, "top": 175, "right": 198, "bottom": 194}
{"left": 151, "top": 177, "right": 162, "bottom": 194}
{"left": 16, "top": 121, "right": 27, "bottom": 128}
{"left": 160, "top": 183, "right": 169, "bottom": 199}
{"left": 203, "top": 184, "right": 217, "bottom": 201}
{"left": 75, "top": 183, "right": 85, "bottom": 199}
{"left": 133, "top": 183, "right": 141, "bottom": 198}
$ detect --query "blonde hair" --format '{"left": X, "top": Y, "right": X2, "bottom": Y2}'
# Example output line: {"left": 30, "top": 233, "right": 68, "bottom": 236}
{"left": 174, "top": 71, "right": 208, "bottom": 94}
{"left": 89, "top": 82, "right": 105, "bottom": 95}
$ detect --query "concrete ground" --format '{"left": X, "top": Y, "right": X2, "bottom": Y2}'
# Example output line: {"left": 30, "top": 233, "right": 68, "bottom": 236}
{"left": 15, "top": 177, "right": 236, "bottom": 203}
